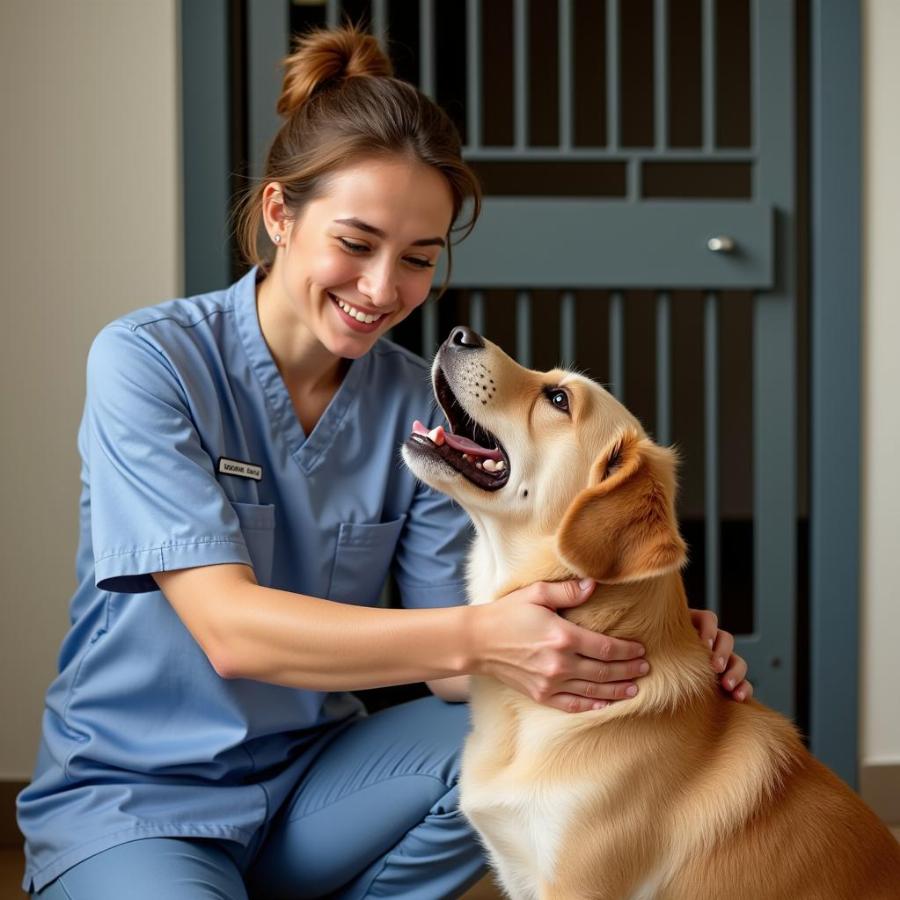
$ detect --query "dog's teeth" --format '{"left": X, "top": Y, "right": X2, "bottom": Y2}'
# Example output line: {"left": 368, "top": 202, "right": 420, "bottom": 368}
{"left": 427, "top": 427, "right": 445, "bottom": 446}
{"left": 476, "top": 461, "right": 483, "bottom": 469}
{"left": 463, "top": 453, "right": 474, "bottom": 462}
{"left": 482, "top": 458, "right": 497, "bottom": 472}
{"left": 494, "top": 459, "right": 506, "bottom": 471}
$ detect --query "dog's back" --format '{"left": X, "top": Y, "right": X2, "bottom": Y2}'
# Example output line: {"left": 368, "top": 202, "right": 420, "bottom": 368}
{"left": 670, "top": 701, "right": 900, "bottom": 899}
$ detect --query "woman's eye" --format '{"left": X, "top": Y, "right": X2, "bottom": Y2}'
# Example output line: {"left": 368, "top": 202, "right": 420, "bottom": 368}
{"left": 339, "top": 239, "right": 433, "bottom": 269}
{"left": 338, "top": 238, "right": 368, "bottom": 253}
{"left": 547, "top": 388, "right": 570, "bottom": 413}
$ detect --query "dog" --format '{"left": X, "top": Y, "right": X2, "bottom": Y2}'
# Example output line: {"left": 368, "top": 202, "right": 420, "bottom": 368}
{"left": 402, "top": 326, "right": 900, "bottom": 899}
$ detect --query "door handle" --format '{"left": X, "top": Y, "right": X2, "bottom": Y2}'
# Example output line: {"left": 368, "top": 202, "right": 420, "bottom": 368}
{"left": 707, "top": 236, "right": 736, "bottom": 253}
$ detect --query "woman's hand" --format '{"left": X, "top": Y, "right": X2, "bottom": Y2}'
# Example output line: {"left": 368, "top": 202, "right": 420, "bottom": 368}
{"left": 688, "top": 609, "right": 754, "bottom": 702}
{"left": 470, "top": 578, "right": 648, "bottom": 713}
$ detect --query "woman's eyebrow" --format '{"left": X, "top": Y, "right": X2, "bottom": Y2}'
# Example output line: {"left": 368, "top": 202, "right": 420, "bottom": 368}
{"left": 333, "top": 217, "right": 446, "bottom": 248}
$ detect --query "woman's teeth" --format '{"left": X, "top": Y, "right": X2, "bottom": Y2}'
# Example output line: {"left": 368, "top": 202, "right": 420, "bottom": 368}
{"left": 332, "top": 294, "right": 384, "bottom": 324}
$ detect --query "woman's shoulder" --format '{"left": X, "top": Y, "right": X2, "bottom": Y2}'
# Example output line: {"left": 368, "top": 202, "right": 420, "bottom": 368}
{"left": 85, "top": 280, "right": 243, "bottom": 396}
{"left": 90, "top": 279, "right": 243, "bottom": 364}
{"left": 104, "top": 282, "right": 237, "bottom": 340}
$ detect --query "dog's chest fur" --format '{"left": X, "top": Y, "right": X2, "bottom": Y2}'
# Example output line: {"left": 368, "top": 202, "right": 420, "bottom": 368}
{"left": 459, "top": 678, "right": 595, "bottom": 900}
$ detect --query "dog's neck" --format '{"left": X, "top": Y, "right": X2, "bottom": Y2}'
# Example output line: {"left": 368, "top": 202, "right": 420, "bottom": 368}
{"left": 468, "top": 532, "right": 715, "bottom": 714}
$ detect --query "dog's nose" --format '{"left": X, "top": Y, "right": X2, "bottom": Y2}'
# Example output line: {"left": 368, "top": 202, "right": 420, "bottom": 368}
{"left": 447, "top": 326, "right": 485, "bottom": 350}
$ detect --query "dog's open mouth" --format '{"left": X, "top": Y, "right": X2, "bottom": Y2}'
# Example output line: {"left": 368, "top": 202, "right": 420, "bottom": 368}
{"left": 405, "top": 368, "right": 510, "bottom": 491}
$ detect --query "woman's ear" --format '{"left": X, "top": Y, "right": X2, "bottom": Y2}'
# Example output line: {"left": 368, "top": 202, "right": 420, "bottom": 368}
{"left": 556, "top": 429, "right": 687, "bottom": 584}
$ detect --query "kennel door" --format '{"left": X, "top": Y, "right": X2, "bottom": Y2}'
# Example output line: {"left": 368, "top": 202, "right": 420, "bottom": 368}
{"left": 425, "top": 0, "right": 797, "bottom": 720}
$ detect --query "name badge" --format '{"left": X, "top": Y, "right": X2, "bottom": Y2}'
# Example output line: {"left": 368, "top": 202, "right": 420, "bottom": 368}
{"left": 217, "top": 456, "right": 263, "bottom": 481}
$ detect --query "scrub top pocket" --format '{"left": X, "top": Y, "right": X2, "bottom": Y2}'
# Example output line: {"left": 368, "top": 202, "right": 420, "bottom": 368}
{"left": 327, "top": 515, "right": 408, "bottom": 605}
{"left": 230, "top": 501, "right": 276, "bottom": 586}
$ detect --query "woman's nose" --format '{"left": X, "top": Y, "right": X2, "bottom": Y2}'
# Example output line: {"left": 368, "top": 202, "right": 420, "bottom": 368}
{"left": 359, "top": 264, "right": 398, "bottom": 308}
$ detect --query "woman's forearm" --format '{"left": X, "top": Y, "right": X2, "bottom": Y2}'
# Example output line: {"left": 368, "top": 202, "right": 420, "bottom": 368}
{"left": 215, "top": 576, "right": 476, "bottom": 690}
{"left": 222, "top": 582, "right": 475, "bottom": 689}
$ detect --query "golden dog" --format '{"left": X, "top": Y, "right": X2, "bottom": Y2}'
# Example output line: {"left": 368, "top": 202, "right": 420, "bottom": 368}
{"left": 402, "top": 326, "right": 900, "bottom": 899}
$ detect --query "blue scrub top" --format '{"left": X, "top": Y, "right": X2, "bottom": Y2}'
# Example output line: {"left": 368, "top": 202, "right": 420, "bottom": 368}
{"left": 17, "top": 265, "right": 473, "bottom": 893}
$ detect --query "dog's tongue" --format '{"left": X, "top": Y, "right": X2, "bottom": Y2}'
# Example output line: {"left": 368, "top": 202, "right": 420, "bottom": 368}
{"left": 411, "top": 420, "right": 503, "bottom": 461}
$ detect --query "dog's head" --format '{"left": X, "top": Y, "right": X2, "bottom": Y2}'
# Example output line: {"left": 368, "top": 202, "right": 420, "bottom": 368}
{"left": 402, "top": 327, "right": 686, "bottom": 584}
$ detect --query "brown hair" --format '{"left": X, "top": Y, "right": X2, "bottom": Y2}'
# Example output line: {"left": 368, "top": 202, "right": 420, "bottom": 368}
{"left": 232, "top": 23, "right": 482, "bottom": 300}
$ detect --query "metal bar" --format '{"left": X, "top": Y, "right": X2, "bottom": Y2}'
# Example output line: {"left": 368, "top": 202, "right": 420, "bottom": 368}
{"left": 809, "top": 0, "right": 859, "bottom": 785}
{"left": 421, "top": 299, "right": 438, "bottom": 358}
{"left": 655, "top": 0, "right": 668, "bottom": 151}
{"left": 516, "top": 291, "right": 532, "bottom": 367}
{"left": 559, "top": 0, "right": 573, "bottom": 152}
{"left": 326, "top": 0, "right": 339, "bottom": 29}
{"left": 181, "top": 0, "right": 231, "bottom": 294}
{"left": 448, "top": 199, "right": 773, "bottom": 290}
{"left": 247, "top": 0, "right": 289, "bottom": 180}
{"left": 469, "top": 290, "right": 486, "bottom": 335}
{"left": 702, "top": 0, "right": 715, "bottom": 151}
{"left": 514, "top": 0, "right": 529, "bottom": 150}
{"left": 560, "top": 291, "right": 576, "bottom": 367}
{"left": 656, "top": 291, "right": 671, "bottom": 445}
{"left": 607, "top": 0, "right": 619, "bottom": 151}
{"left": 609, "top": 291, "right": 625, "bottom": 400}
{"left": 752, "top": 0, "right": 796, "bottom": 720}
{"left": 467, "top": 0, "right": 482, "bottom": 149}
{"left": 419, "top": 0, "right": 435, "bottom": 97}
{"left": 704, "top": 291, "right": 720, "bottom": 616}
{"left": 460, "top": 148, "right": 755, "bottom": 160}
{"left": 627, "top": 159, "right": 641, "bottom": 201}
{"left": 372, "top": 0, "right": 388, "bottom": 48}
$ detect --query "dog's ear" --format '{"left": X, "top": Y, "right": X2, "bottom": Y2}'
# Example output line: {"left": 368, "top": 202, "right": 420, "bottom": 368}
{"left": 556, "top": 429, "right": 686, "bottom": 584}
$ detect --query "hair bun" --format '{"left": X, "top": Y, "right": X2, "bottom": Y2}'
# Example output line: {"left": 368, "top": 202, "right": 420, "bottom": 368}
{"left": 277, "top": 24, "right": 394, "bottom": 118}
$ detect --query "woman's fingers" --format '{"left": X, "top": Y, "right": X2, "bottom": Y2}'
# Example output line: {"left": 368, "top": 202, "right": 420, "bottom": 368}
{"left": 688, "top": 607, "right": 719, "bottom": 648}
{"left": 546, "top": 693, "right": 611, "bottom": 714}
{"left": 565, "top": 679, "right": 640, "bottom": 702}
{"left": 573, "top": 656, "right": 649, "bottom": 685}
{"left": 572, "top": 625, "right": 645, "bottom": 664}
{"left": 720, "top": 654, "right": 749, "bottom": 692}
{"left": 710, "top": 629, "right": 735, "bottom": 672}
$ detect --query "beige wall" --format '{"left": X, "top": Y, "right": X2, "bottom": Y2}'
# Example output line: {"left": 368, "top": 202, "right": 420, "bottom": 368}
{"left": 861, "top": 0, "right": 900, "bottom": 768}
{"left": 0, "top": 0, "right": 182, "bottom": 777}
{"left": 0, "top": 1, "right": 896, "bottom": 782}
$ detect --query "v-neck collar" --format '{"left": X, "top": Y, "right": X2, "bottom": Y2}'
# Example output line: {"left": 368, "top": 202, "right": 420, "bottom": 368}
{"left": 233, "top": 265, "right": 368, "bottom": 475}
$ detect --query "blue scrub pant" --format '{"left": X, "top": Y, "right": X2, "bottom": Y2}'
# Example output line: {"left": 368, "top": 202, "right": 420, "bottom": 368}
{"left": 33, "top": 696, "right": 488, "bottom": 900}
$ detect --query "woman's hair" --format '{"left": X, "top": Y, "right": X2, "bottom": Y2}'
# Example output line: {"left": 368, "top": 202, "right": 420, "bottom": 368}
{"left": 232, "top": 23, "right": 482, "bottom": 299}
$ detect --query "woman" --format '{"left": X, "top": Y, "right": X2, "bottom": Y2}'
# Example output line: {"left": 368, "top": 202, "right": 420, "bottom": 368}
{"left": 17, "top": 24, "right": 751, "bottom": 900}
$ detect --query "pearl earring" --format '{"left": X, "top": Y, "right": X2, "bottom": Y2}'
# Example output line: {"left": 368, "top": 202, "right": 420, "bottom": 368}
{"left": 273, "top": 233, "right": 281, "bottom": 244}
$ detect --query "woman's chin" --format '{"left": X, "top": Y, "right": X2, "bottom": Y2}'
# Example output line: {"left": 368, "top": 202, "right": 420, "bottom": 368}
{"left": 323, "top": 325, "right": 385, "bottom": 360}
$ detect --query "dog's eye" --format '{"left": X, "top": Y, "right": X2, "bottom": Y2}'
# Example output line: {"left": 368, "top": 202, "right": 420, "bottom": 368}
{"left": 545, "top": 388, "right": 570, "bottom": 414}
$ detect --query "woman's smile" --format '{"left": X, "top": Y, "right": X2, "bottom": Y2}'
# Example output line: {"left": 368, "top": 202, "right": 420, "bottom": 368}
{"left": 327, "top": 290, "right": 389, "bottom": 332}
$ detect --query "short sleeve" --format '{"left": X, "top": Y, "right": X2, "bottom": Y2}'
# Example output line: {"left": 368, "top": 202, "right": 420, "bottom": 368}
{"left": 392, "top": 403, "right": 474, "bottom": 609}
{"left": 84, "top": 324, "right": 253, "bottom": 593}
